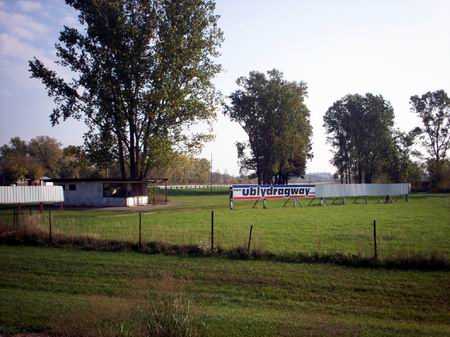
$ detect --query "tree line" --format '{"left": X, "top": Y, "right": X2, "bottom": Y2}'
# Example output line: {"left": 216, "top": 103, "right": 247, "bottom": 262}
{"left": 1, "top": 0, "right": 448, "bottom": 190}
{"left": 226, "top": 70, "right": 449, "bottom": 190}
{"left": 323, "top": 90, "right": 449, "bottom": 190}
{"left": 0, "top": 136, "right": 244, "bottom": 185}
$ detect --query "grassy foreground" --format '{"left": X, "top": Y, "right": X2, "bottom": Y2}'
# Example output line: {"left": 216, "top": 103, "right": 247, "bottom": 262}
{"left": 0, "top": 245, "right": 449, "bottom": 337}
{"left": 7, "top": 193, "right": 449, "bottom": 258}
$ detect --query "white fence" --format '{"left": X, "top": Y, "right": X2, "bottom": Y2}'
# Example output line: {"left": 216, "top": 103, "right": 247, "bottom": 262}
{"left": 315, "top": 183, "right": 410, "bottom": 198}
{"left": 0, "top": 186, "right": 64, "bottom": 205}
{"left": 157, "top": 183, "right": 410, "bottom": 199}
{"left": 158, "top": 184, "right": 231, "bottom": 190}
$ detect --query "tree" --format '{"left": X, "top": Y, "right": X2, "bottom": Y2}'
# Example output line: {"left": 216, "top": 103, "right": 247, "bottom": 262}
{"left": 59, "top": 145, "right": 101, "bottom": 178}
{"left": 28, "top": 136, "right": 63, "bottom": 177}
{"left": 0, "top": 136, "right": 103, "bottom": 184}
{"left": 410, "top": 90, "right": 450, "bottom": 189}
{"left": 29, "top": 0, "right": 223, "bottom": 180}
{"left": 384, "top": 128, "right": 421, "bottom": 183}
{"left": 0, "top": 137, "right": 49, "bottom": 184}
{"left": 324, "top": 93, "right": 395, "bottom": 183}
{"left": 225, "top": 70, "right": 312, "bottom": 184}
{"left": 0, "top": 138, "right": 30, "bottom": 184}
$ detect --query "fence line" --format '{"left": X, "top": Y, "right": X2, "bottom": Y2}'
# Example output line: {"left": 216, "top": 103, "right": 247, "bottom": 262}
{"left": 159, "top": 184, "right": 230, "bottom": 190}
{"left": 0, "top": 206, "right": 444, "bottom": 260}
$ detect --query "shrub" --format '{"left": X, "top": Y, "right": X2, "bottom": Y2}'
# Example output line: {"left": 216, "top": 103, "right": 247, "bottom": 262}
{"left": 142, "top": 295, "right": 202, "bottom": 337}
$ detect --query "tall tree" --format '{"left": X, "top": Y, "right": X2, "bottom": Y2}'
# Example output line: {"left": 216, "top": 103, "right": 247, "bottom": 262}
{"left": 324, "top": 93, "right": 395, "bottom": 183}
{"left": 410, "top": 90, "right": 450, "bottom": 189}
{"left": 225, "top": 70, "right": 312, "bottom": 184}
{"left": 29, "top": 0, "right": 223, "bottom": 180}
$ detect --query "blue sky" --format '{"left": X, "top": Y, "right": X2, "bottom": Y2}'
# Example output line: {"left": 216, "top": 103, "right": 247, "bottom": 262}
{"left": 1, "top": 0, "right": 449, "bottom": 176}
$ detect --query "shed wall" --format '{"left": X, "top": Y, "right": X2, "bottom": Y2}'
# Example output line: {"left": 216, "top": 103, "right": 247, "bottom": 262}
{"left": 63, "top": 182, "right": 126, "bottom": 207}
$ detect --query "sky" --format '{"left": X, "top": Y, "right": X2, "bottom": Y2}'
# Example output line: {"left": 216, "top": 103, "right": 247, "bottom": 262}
{"left": 1, "top": 0, "right": 449, "bottom": 176}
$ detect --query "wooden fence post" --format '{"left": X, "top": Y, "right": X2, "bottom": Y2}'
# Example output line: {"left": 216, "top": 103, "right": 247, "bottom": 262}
{"left": 373, "top": 219, "right": 377, "bottom": 259}
{"left": 138, "top": 212, "right": 142, "bottom": 249}
{"left": 247, "top": 225, "right": 254, "bottom": 255}
{"left": 49, "top": 208, "right": 52, "bottom": 244}
{"left": 210, "top": 210, "right": 214, "bottom": 252}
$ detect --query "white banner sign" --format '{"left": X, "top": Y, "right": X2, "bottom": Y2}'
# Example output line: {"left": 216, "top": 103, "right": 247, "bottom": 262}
{"left": 231, "top": 184, "right": 316, "bottom": 200}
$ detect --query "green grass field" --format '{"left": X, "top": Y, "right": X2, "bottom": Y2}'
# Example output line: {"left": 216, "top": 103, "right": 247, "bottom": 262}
{"left": 0, "top": 246, "right": 449, "bottom": 337}
{"left": 7, "top": 193, "right": 449, "bottom": 258}
{"left": 1, "top": 193, "right": 449, "bottom": 336}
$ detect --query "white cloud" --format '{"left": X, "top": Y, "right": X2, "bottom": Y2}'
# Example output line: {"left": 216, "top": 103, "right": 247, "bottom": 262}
{"left": 0, "top": 33, "right": 52, "bottom": 65}
{"left": 61, "top": 14, "right": 79, "bottom": 27}
{"left": 0, "top": 8, "right": 48, "bottom": 40}
{"left": 17, "top": 0, "right": 42, "bottom": 13}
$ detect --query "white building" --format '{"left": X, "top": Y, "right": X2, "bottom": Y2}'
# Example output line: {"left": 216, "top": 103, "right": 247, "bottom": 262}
{"left": 46, "top": 178, "right": 167, "bottom": 207}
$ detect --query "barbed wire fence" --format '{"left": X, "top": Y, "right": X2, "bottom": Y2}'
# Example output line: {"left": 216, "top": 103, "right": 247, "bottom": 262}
{"left": 0, "top": 204, "right": 443, "bottom": 261}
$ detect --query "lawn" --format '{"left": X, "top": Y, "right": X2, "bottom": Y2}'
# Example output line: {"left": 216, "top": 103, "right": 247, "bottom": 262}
{"left": 0, "top": 245, "right": 449, "bottom": 337}
{"left": 7, "top": 193, "right": 448, "bottom": 258}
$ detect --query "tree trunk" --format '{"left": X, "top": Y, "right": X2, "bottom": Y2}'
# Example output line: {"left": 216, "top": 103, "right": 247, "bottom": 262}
{"left": 118, "top": 139, "right": 126, "bottom": 179}
{"left": 129, "top": 121, "right": 137, "bottom": 179}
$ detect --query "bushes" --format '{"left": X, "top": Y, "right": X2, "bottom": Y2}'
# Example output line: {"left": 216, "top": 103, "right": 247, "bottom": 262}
{"left": 142, "top": 241, "right": 206, "bottom": 257}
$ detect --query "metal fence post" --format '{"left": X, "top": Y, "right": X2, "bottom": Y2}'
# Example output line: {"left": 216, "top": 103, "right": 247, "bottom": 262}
{"left": 12, "top": 207, "right": 17, "bottom": 228}
{"left": 138, "top": 212, "right": 142, "bottom": 249}
{"left": 164, "top": 181, "right": 168, "bottom": 203}
{"left": 247, "top": 225, "right": 254, "bottom": 255}
{"left": 373, "top": 219, "right": 377, "bottom": 259}
{"left": 49, "top": 208, "right": 52, "bottom": 244}
{"left": 210, "top": 210, "right": 214, "bottom": 252}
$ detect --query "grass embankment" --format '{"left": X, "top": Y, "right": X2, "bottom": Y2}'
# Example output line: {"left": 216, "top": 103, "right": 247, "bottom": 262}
{"left": 0, "top": 246, "right": 449, "bottom": 337}
{"left": 7, "top": 194, "right": 448, "bottom": 258}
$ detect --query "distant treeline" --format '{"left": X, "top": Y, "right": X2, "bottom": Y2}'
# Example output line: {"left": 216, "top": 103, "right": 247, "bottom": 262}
{"left": 0, "top": 136, "right": 248, "bottom": 186}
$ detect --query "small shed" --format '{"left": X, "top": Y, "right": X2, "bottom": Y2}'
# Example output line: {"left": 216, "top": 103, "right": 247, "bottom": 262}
{"left": 46, "top": 178, "right": 168, "bottom": 207}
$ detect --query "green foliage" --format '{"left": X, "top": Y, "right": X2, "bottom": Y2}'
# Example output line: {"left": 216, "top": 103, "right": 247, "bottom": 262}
{"left": 410, "top": 90, "right": 450, "bottom": 189}
{"left": 29, "top": 0, "right": 223, "bottom": 179}
{"left": 27, "top": 136, "right": 63, "bottom": 177}
{"left": 0, "top": 135, "right": 244, "bottom": 184}
{"left": 0, "top": 137, "right": 63, "bottom": 183}
{"left": 0, "top": 137, "right": 31, "bottom": 184}
{"left": 324, "top": 93, "right": 395, "bottom": 183}
{"left": 225, "top": 69, "right": 312, "bottom": 184}
{"left": 383, "top": 128, "right": 423, "bottom": 183}
{"left": 0, "top": 136, "right": 102, "bottom": 184}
